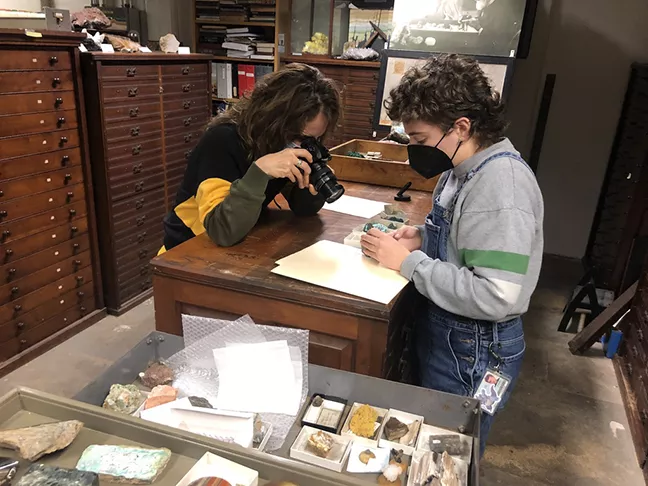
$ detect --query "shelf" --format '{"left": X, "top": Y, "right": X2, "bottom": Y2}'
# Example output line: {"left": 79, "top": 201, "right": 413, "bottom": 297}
{"left": 281, "top": 55, "right": 381, "bottom": 69}
{"left": 212, "top": 96, "right": 239, "bottom": 103}
{"left": 196, "top": 19, "right": 276, "bottom": 27}
{"left": 210, "top": 55, "right": 275, "bottom": 64}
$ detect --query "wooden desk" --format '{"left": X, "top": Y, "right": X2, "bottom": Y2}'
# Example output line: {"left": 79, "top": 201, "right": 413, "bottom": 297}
{"left": 152, "top": 182, "right": 431, "bottom": 377}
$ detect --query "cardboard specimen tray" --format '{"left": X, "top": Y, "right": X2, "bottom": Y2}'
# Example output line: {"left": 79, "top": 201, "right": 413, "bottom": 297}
{"left": 0, "top": 388, "right": 374, "bottom": 486}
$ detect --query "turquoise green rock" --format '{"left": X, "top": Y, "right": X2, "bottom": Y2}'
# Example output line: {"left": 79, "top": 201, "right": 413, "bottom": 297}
{"left": 76, "top": 445, "right": 171, "bottom": 484}
{"left": 363, "top": 222, "right": 396, "bottom": 233}
{"left": 102, "top": 384, "right": 144, "bottom": 415}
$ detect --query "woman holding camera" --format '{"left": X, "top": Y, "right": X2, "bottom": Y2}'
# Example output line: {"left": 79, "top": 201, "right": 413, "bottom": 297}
{"left": 160, "top": 63, "right": 340, "bottom": 253}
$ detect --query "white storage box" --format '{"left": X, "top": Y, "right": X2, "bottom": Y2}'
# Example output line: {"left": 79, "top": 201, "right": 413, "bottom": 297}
{"left": 415, "top": 423, "right": 473, "bottom": 463}
{"left": 175, "top": 451, "right": 258, "bottom": 486}
{"left": 290, "top": 425, "right": 352, "bottom": 473}
{"left": 378, "top": 409, "right": 424, "bottom": 455}
{"left": 340, "top": 402, "right": 388, "bottom": 448}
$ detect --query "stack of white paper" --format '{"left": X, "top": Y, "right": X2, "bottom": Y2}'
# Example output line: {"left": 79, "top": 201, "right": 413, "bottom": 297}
{"left": 322, "top": 195, "right": 387, "bottom": 218}
{"left": 212, "top": 340, "right": 302, "bottom": 415}
{"left": 271, "top": 240, "right": 408, "bottom": 304}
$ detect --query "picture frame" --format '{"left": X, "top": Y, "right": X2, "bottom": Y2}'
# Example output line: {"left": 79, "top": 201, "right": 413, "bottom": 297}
{"left": 373, "top": 49, "right": 516, "bottom": 129}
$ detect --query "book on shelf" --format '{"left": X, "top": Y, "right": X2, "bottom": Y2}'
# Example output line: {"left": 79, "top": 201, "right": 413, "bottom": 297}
{"left": 223, "top": 41, "right": 253, "bottom": 52}
{"left": 227, "top": 27, "right": 251, "bottom": 34}
{"left": 255, "top": 41, "right": 274, "bottom": 48}
{"left": 250, "top": 54, "right": 274, "bottom": 61}
{"left": 227, "top": 50, "right": 253, "bottom": 58}
{"left": 255, "top": 47, "right": 274, "bottom": 54}
{"left": 214, "top": 62, "right": 274, "bottom": 100}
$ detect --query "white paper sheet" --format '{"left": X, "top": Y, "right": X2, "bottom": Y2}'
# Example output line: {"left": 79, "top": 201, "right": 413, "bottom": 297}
{"left": 212, "top": 340, "right": 301, "bottom": 415}
{"left": 272, "top": 240, "right": 408, "bottom": 304}
{"left": 322, "top": 195, "right": 387, "bottom": 218}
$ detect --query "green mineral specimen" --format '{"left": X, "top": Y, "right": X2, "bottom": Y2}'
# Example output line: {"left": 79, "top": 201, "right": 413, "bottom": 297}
{"left": 346, "top": 151, "right": 365, "bottom": 158}
{"left": 16, "top": 464, "right": 99, "bottom": 486}
{"left": 102, "top": 384, "right": 144, "bottom": 415}
{"left": 76, "top": 445, "right": 171, "bottom": 484}
{"left": 363, "top": 222, "right": 391, "bottom": 233}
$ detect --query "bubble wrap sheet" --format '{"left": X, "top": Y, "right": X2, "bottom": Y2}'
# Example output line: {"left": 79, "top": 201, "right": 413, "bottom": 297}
{"left": 166, "top": 314, "right": 309, "bottom": 451}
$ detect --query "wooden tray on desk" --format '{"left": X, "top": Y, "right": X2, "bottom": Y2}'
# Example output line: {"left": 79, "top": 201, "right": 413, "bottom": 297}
{"left": 328, "top": 139, "right": 440, "bottom": 192}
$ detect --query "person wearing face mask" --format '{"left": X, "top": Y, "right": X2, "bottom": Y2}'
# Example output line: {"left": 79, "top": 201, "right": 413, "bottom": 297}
{"left": 361, "top": 54, "right": 543, "bottom": 454}
{"left": 159, "top": 63, "right": 340, "bottom": 252}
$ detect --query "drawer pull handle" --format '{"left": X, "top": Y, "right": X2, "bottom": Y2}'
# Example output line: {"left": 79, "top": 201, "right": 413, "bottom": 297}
{"left": 128, "top": 87, "right": 139, "bottom": 97}
{"left": 133, "top": 163, "right": 143, "bottom": 174}
{"left": 78, "top": 291, "right": 85, "bottom": 298}
{"left": 57, "top": 117, "right": 66, "bottom": 128}
{"left": 76, "top": 275, "right": 84, "bottom": 283}
{"left": 637, "top": 328, "right": 644, "bottom": 341}
{"left": 62, "top": 155, "right": 70, "bottom": 166}
{"left": 59, "top": 136, "right": 68, "bottom": 147}
{"left": 19, "top": 339, "right": 27, "bottom": 346}
{"left": 183, "top": 101, "right": 192, "bottom": 109}
{"left": 8, "top": 268, "right": 16, "bottom": 278}
{"left": 632, "top": 345, "right": 639, "bottom": 358}
{"left": 5, "top": 249, "right": 13, "bottom": 257}
{"left": 185, "top": 150, "right": 191, "bottom": 160}
{"left": 129, "top": 107, "right": 139, "bottom": 117}
{"left": 135, "top": 182, "right": 145, "bottom": 192}
{"left": 184, "top": 134, "right": 193, "bottom": 143}
{"left": 80, "top": 306, "right": 87, "bottom": 312}
{"left": 55, "top": 97, "right": 63, "bottom": 107}
{"left": 183, "top": 117, "right": 192, "bottom": 126}
{"left": 140, "top": 267, "right": 148, "bottom": 275}
{"left": 69, "top": 209, "right": 77, "bottom": 217}
{"left": 136, "top": 216, "right": 146, "bottom": 226}
{"left": 2, "top": 230, "right": 11, "bottom": 240}
{"left": 49, "top": 56, "right": 58, "bottom": 65}
{"left": 182, "top": 83, "right": 191, "bottom": 92}
{"left": 132, "top": 144, "right": 142, "bottom": 155}
{"left": 74, "top": 259, "right": 82, "bottom": 267}
{"left": 0, "top": 211, "right": 7, "bottom": 219}
{"left": 131, "top": 126, "right": 140, "bottom": 137}
{"left": 16, "top": 322, "right": 24, "bottom": 330}
{"left": 139, "top": 249, "right": 149, "bottom": 258}
{"left": 71, "top": 226, "right": 78, "bottom": 234}
{"left": 64, "top": 173, "right": 72, "bottom": 184}
{"left": 0, "top": 191, "right": 3, "bottom": 197}
{"left": 14, "top": 305, "right": 21, "bottom": 312}
{"left": 11, "top": 286, "right": 19, "bottom": 295}
{"left": 126, "top": 67, "right": 137, "bottom": 77}
{"left": 370, "top": 101, "right": 375, "bottom": 109}
{"left": 52, "top": 77, "right": 61, "bottom": 87}
{"left": 135, "top": 198, "right": 144, "bottom": 209}
{"left": 73, "top": 243, "right": 80, "bottom": 251}
{"left": 182, "top": 66, "right": 190, "bottom": 75}
{"left": 137, "top": 231, "right": 147, "bottom": 242}
{"left": 66, "top": 191, "right": 74, "bottom": 202}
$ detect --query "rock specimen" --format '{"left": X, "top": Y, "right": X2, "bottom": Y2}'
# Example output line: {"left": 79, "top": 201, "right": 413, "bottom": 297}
{"left": 349, "top": 404, "right": 378, "bottom": 438}
{"left": 16, "top": 464, "right": 99, "bottom": 486}
{"left": 103, "top": 384, "right": 144, "bottom": 415}
{"left": 160, "top": 33, "right": 180, "bottom": 53}
{"left": 0, "top": 420, "right": 83, "bottom": 461}
{"left": 140, "top": 362, "right": 175, "bottom": 388}
{"left": 359, "top": 449, "right": 376, "bottom": 465}
{"left": 400, "top": 419, "right": 421, "bottom": 446}
{"left": 307, "top": 431, "right": 333, "bottom": 458}
{"left": 76, "top": 445, "right": 171, "bottom": 484}
{"left": 252, "top": 414, "right": 267, "bottom": 448}
{"left": 378, "top": 449, "right": 406, "bottom": 485}
{"left": 188, "top": 396, "right": 213, "bottom": 408}
{"left": 429, "top": 434, "right": 466, "bottom": 456}
{"left": 383, "top": 417, "right": 409, "bottom": 441}
{"left": 144, "top": 385, "right": 177, "bottom": 410}
{"left": 439, "top": 451, "right": 460, "bottom": 486}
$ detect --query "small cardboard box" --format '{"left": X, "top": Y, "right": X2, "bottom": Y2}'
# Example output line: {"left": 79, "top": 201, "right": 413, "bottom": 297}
{"left": 407, "top": 450, "right": 469, "bottom": 486}
{"left": 301, "top": 394, "right": 347, "bottom": 434}
{"left": 415, "top": 423, "right": 473, "bottom": 463}
{"left": 340, "top": 402, "right": 388, "bottom": 448}
{"left": 175, "top": 451, "right": 259, "bottom": 486}
{"left": 290, "top": 426, "right": 352, "bottom": 473}
{"left": 378, "top": 409, "right": 424, "bottom": 456}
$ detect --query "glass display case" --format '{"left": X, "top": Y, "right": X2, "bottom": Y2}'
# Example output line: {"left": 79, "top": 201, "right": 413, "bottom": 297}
{"left": 290, "top": 0, "right": 394, "bottom": 58}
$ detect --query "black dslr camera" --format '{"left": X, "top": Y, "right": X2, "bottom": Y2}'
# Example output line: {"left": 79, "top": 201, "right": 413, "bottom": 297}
{"left": 299, "top": 137, "right": 345, "bottom": 204}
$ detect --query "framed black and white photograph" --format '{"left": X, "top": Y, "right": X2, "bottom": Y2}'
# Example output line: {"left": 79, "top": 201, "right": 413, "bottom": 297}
{"left": 374, "top": 50, "right": 515, "bottom": 128}
{"left": 390, "top": 0, "right": 535, "bottom": 58}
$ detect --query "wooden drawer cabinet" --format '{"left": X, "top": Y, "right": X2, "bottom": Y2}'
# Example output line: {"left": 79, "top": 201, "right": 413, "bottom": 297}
{"left": 82, "top": 52, "right": 211, "bottom": 314}
{"left": 0, "top": 30, "right": 104, "bottom": 375}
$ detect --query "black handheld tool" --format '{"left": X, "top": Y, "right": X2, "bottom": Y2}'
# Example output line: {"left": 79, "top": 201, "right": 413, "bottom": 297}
{"left": 394, "top": 182, "right": 412, "bottom": 202}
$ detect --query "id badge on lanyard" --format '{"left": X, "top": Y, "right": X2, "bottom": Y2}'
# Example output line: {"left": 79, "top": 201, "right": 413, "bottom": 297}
{"left": 473, "top": 342, "right": 512, "bottom": 416}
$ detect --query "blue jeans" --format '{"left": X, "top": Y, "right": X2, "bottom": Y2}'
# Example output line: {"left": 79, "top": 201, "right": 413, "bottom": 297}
{"left": 415, "top": 304, "right": 525, "bottom": 455}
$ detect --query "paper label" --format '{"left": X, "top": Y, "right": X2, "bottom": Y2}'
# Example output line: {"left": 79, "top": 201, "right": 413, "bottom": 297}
{"left": 100, "top": 44, "right": 115, "bottom": 53}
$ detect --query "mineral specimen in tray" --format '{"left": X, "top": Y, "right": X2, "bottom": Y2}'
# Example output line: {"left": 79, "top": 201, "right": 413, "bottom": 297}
{"left": 144, "top": 385, "right": 177, "bottom": 410}
{"left": 307, "top": 431, "right": 334, "bottom": 458}
{"left": 439, "top": 451, "right": 460, "bottom": 486}
{"left": 429, "top": 435, "right": 466, "bottom": 456}
{"left": 139, "top": 362, "right": 175, "bottom": 388}
{"left": 253, "top": 414, "right": 267, "bottom": 447}
{"left": 359, "top": 449, "right": 376, "bottom": 465}
{"left": 349, "top": 404, "right": 379, "bottom": 438}
{"left": 0, "top": 420, "right": 83, "bottom": 461}
{"left": 16, "top": 464, "right": 99, "bottom": 486}
{"left": 363, "top": 222, "right": 397, "bottom": 233}
{"left": 103, "top": 384, "right": 144, "bottom": 415}
{"left": 187, "top": 478, "right": 233, "bottom": 486}
{"left": 383, "top": 417, "right": 409, "bottom": 441}
{"left": 188, "top": 396, "right": 213, "bottom": 409}
{"left": 76, "top": 445, "right": 172, "bottom": 484}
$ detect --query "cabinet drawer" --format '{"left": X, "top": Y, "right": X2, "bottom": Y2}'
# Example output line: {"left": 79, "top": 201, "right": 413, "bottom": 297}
{"left": 103, "top": 101, "right": 160, "bottom": 123}
{"left": 346, "top": 68, "right": 380, "bottom": 82}
{"left": 0, "top": 184, "right": 86, "bottom": 226}
{"left": 0, "top": 282, "right": 92, "bottom": 344}
{"left": 164, "top": 96, "right": 205, "bottom": 114}
{"left": 164, "top": 107, "right": 210, "bottom": 133}
{"left": 112, "top": 186, "right": 166, "bottom": 220}
{"left": 106, "top": 137, "right": 163, "bottom": 165}
{"left": 0, "top": 70, "right": 74, "bottom": 95}
{"left": 162, "top": 79, "right": 209, "bottom": 98}
{"left": 102, "top": 82, "right": 161, "bottom": 104}
{"left": 0, "top": 296, "right": 95, "bottom": 361}
{"left": 1, "top": 234, "right": 90, "bottom": 284}
{"left": 0, "top": 199, "right": 86, "bottom": 245}
{"left": 166, "top": 145, "right": 193, "bottom": 167}
{"left": 166, "top": 162, "right": 188, "bottom": 182}
{"left": 0, "top": 129, "right": 79, "bottom": 159}
{"left": 116, "top": 238, "right": 160, "bottom": 270}
{"left": 107, "top": 154, "right": 164, "bottom": 182}
{"left": 0, "top": 219, "right": 87, "bottom": 265}
{"left": 0, "top": 265, "right": 93, "bottom": 324}
{"left": 119, "top": 275, "right": 152, "bottom": 305}
{"left": 345, "top": 96, "right": 376, "bottom": 110}
{"left": 0, "top": 166, "right": 83, "bottom": 202}
{"left": 117, "top": 260, "right": 153, "bottom": 287}
{"left": 0, "top": 148, "right": 81, "bottom": 181}
{"left": 105, "top": 118, "right": 161, "bottom": 144}
{"left": 113, "top": 203, "right": 166, "bottom": 237}
{"left": 0, "top": 91, "right": 76, "bottom": 116}
{"left": 0, "top": 109, "right": 78, "bottom": 139}
{"left": 0, "top": 251, "right": 90, "bottom": 307}
{"left": 161, "top": 63, "right": 208, "bottom": 78}
{"left": 115, "top": 224, "right": 164, "bottom": 255}
{"left": 165, "top": 129, "right": 202, "bottom": 152}
{"left": 110, "top": 170, "right": 166, "bottom": 202}
{"left": 100, "top": 64, "right": 159, "bottom": 81}
{"left": 0, "top": 49, "right": 71, "bottom": 71}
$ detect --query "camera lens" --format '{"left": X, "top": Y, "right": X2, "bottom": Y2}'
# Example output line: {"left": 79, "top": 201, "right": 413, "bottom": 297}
{"left": 310, "top": 161, "right": 345, "bottom": 204}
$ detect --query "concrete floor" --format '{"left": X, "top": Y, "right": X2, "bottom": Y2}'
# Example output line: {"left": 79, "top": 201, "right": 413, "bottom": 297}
{"left": 0, "top": 257, "right": 644, "bottom": 485}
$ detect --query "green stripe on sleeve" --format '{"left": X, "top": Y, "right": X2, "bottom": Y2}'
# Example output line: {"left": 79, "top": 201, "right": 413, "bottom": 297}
{"left": 460, "top": 249, "right": 530, "bottom": 275}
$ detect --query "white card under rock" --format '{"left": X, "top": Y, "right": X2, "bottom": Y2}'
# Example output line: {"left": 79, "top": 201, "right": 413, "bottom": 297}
{"left": 322, "top": 195, "right": 387, "bottom": 218}
{"left": 272, "top": 240, "right": 408, "bottom": 304}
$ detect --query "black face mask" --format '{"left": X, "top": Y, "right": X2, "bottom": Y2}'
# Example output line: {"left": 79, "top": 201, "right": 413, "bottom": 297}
{"left": 407, "top": 133, "right": 462, "bottom": 179}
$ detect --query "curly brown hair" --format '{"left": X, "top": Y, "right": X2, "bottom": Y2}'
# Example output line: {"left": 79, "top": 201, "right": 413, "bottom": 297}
{"left": 385, "top": 54, "right": 508, "bottom": 147}
{"left": 210, "top": 63, "right": 340, "bottom": 160}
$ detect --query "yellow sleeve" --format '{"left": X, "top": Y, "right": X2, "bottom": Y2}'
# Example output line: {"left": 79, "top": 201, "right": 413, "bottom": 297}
{"left": 197, "top": 178, "right": 232, "bottom": 223}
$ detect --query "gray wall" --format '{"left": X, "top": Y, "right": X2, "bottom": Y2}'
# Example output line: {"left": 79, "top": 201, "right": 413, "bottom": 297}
{"left": 507, "top": 0, "right": 648, "bottom": 258}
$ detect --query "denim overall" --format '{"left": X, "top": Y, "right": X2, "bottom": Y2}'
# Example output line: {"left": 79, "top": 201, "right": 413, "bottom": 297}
{"left": 415, "top": 152, "right": 530, "bottom": 456}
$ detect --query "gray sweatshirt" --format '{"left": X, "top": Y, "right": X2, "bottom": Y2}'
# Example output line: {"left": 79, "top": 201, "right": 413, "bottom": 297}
{"left": 400, "top": 138, "right": 544, "bottom": 322}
